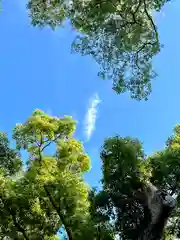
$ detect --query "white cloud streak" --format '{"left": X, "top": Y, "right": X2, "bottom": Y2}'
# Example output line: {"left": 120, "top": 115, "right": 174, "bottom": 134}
{"left": 84, "top": 93, "right": 101, "bottom": 141}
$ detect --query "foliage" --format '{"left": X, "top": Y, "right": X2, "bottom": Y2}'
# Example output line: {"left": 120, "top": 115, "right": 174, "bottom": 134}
{"left": 96, "top": 136, "right": 150, "bottom": 240}
{"left": 0, "top": 132, "right": 22, "bottom": 176}
{"left": 93, "top": 132, "right": 180, "bottom": 240}
{"left": 0, "top": 109, "right": 92, "bottom": 239}
{"left": 27, "top": 0, "right": 171, "bottom": 99}
{"left": 146, "top": 124, "right": 180, "bottom": 238}
{"left": 0, "top": 111, "right": 180, "bottom": 239}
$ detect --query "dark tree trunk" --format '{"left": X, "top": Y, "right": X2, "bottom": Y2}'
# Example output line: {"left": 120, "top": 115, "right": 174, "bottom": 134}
{"left": 141, "top": 184, "right": 176, "bottom": 240}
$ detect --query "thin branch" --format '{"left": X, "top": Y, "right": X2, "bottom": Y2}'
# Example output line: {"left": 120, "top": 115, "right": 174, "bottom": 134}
{"left": 36, "top": 140, "right": 73, "bottom": 240}
{"left": 41, "top": 140, "right": 52, "bottom": 152}
{"left": 137, "top": 41, "right": 155, "bottom": 54}
{"left": 41, "top": 133, "right": 61, "bottom": 152}
{"left": 130, "top": 0, "right": 142, "bottom": 26}
{"left": 44, "top": 185, "right": 73, "bottom": 240}
{"left": 134, "top": 0, "right": 142, "bottom": 15}
{"left": 135, "top": 41, "right": 156, "bottom": 69}
{"left": 143, "top": 0, "right": 159, "bottom": 43}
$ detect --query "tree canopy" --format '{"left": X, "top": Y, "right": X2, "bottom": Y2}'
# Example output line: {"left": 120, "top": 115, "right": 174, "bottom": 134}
{"left": 92, "top": 128, "right": 180, "bottom": 239}
{"left": 27, "top": 0, "right": 171, "bottom": 99}
{"left": 0, "top": 110, "right": 179, "bottom": 239}
{"left": 0, "top": 109, "right": 93, "bottom": 239}
{"left": 0, "top": 0, "right": 178, "bottom": 239}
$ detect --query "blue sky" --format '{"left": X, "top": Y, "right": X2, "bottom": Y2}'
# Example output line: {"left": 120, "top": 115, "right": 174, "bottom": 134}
{"left": 0, "top": 0, "right": 180, "bottom": 189}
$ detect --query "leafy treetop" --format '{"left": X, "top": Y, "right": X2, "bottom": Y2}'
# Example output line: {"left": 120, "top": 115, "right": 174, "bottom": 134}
{"left": 28, "top": 0, "right": 171, "bottom": 100}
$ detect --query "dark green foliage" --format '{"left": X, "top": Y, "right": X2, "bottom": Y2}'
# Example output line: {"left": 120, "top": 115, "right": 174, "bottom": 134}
{"left": 94, "top": 133, "right": 179, "bottom": 239}
{"left": 98, "top": 136, "right": 150, "bottom": 239}
{"left": 27, "top": 0, "right": 172, "bottom": 99}
{"left": 0, "top": 132, "right": 22, "bottom": 176}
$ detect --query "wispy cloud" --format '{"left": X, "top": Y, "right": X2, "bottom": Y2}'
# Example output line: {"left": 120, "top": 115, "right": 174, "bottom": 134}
{"left": 84, "top": 93, "right": 101, "bottom": 141}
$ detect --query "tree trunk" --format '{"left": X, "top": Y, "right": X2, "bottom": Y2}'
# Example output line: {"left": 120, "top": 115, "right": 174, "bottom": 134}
{"left": 141, "top": 183, "right": 176, "bottom": 240}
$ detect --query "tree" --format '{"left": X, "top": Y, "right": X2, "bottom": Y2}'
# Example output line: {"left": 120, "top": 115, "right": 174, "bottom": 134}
{"left": 0, "top": 132, "right": 22, "bottom": 176}
{"left": 147, "top": 124, "right": 180, "bottom": 239}
{"left": 93, "top": 135, "right": 177, "bottom": 240}
{"left": 0, "top": 110, "right": 179, "bottom": 239}
{"left": 0, "top": 109, "right": 93, "bottom": 239}
{"left": 27, "top": 0, "right": 171, "bottom": 99}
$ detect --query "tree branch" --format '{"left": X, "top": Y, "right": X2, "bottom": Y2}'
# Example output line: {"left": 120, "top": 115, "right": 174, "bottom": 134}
{"left": 44, "top": 184, "right": 73, "bottom": 240}
{"left": 36, "top": 139, "right": 73, "bottom": 240}
{"left": 143, "top": 0, "right": 159, "bottom": 43}
{"left": 134, "top": 0, "right": 142, "bottom": 15}
{"left": 41, "top": 133, "right": 61, "bottom": 152}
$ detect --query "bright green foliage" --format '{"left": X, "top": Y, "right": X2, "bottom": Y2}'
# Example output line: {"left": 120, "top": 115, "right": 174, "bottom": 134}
{"left": 13, "top": 109, "right": 76, "bottom": 153}
{"left": 0, "top": 109, "right": 92, "bottom": 239}
{"left": 27, "top": 0, "right": 171, "bottom": 99}
{"left": 45, "top": 236, "right": 60, "bottom": 240}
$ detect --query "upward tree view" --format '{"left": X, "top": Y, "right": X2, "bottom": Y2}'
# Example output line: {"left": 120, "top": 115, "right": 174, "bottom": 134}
{"left": 0, "top": 0, "right": 179, "bottom": 239}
